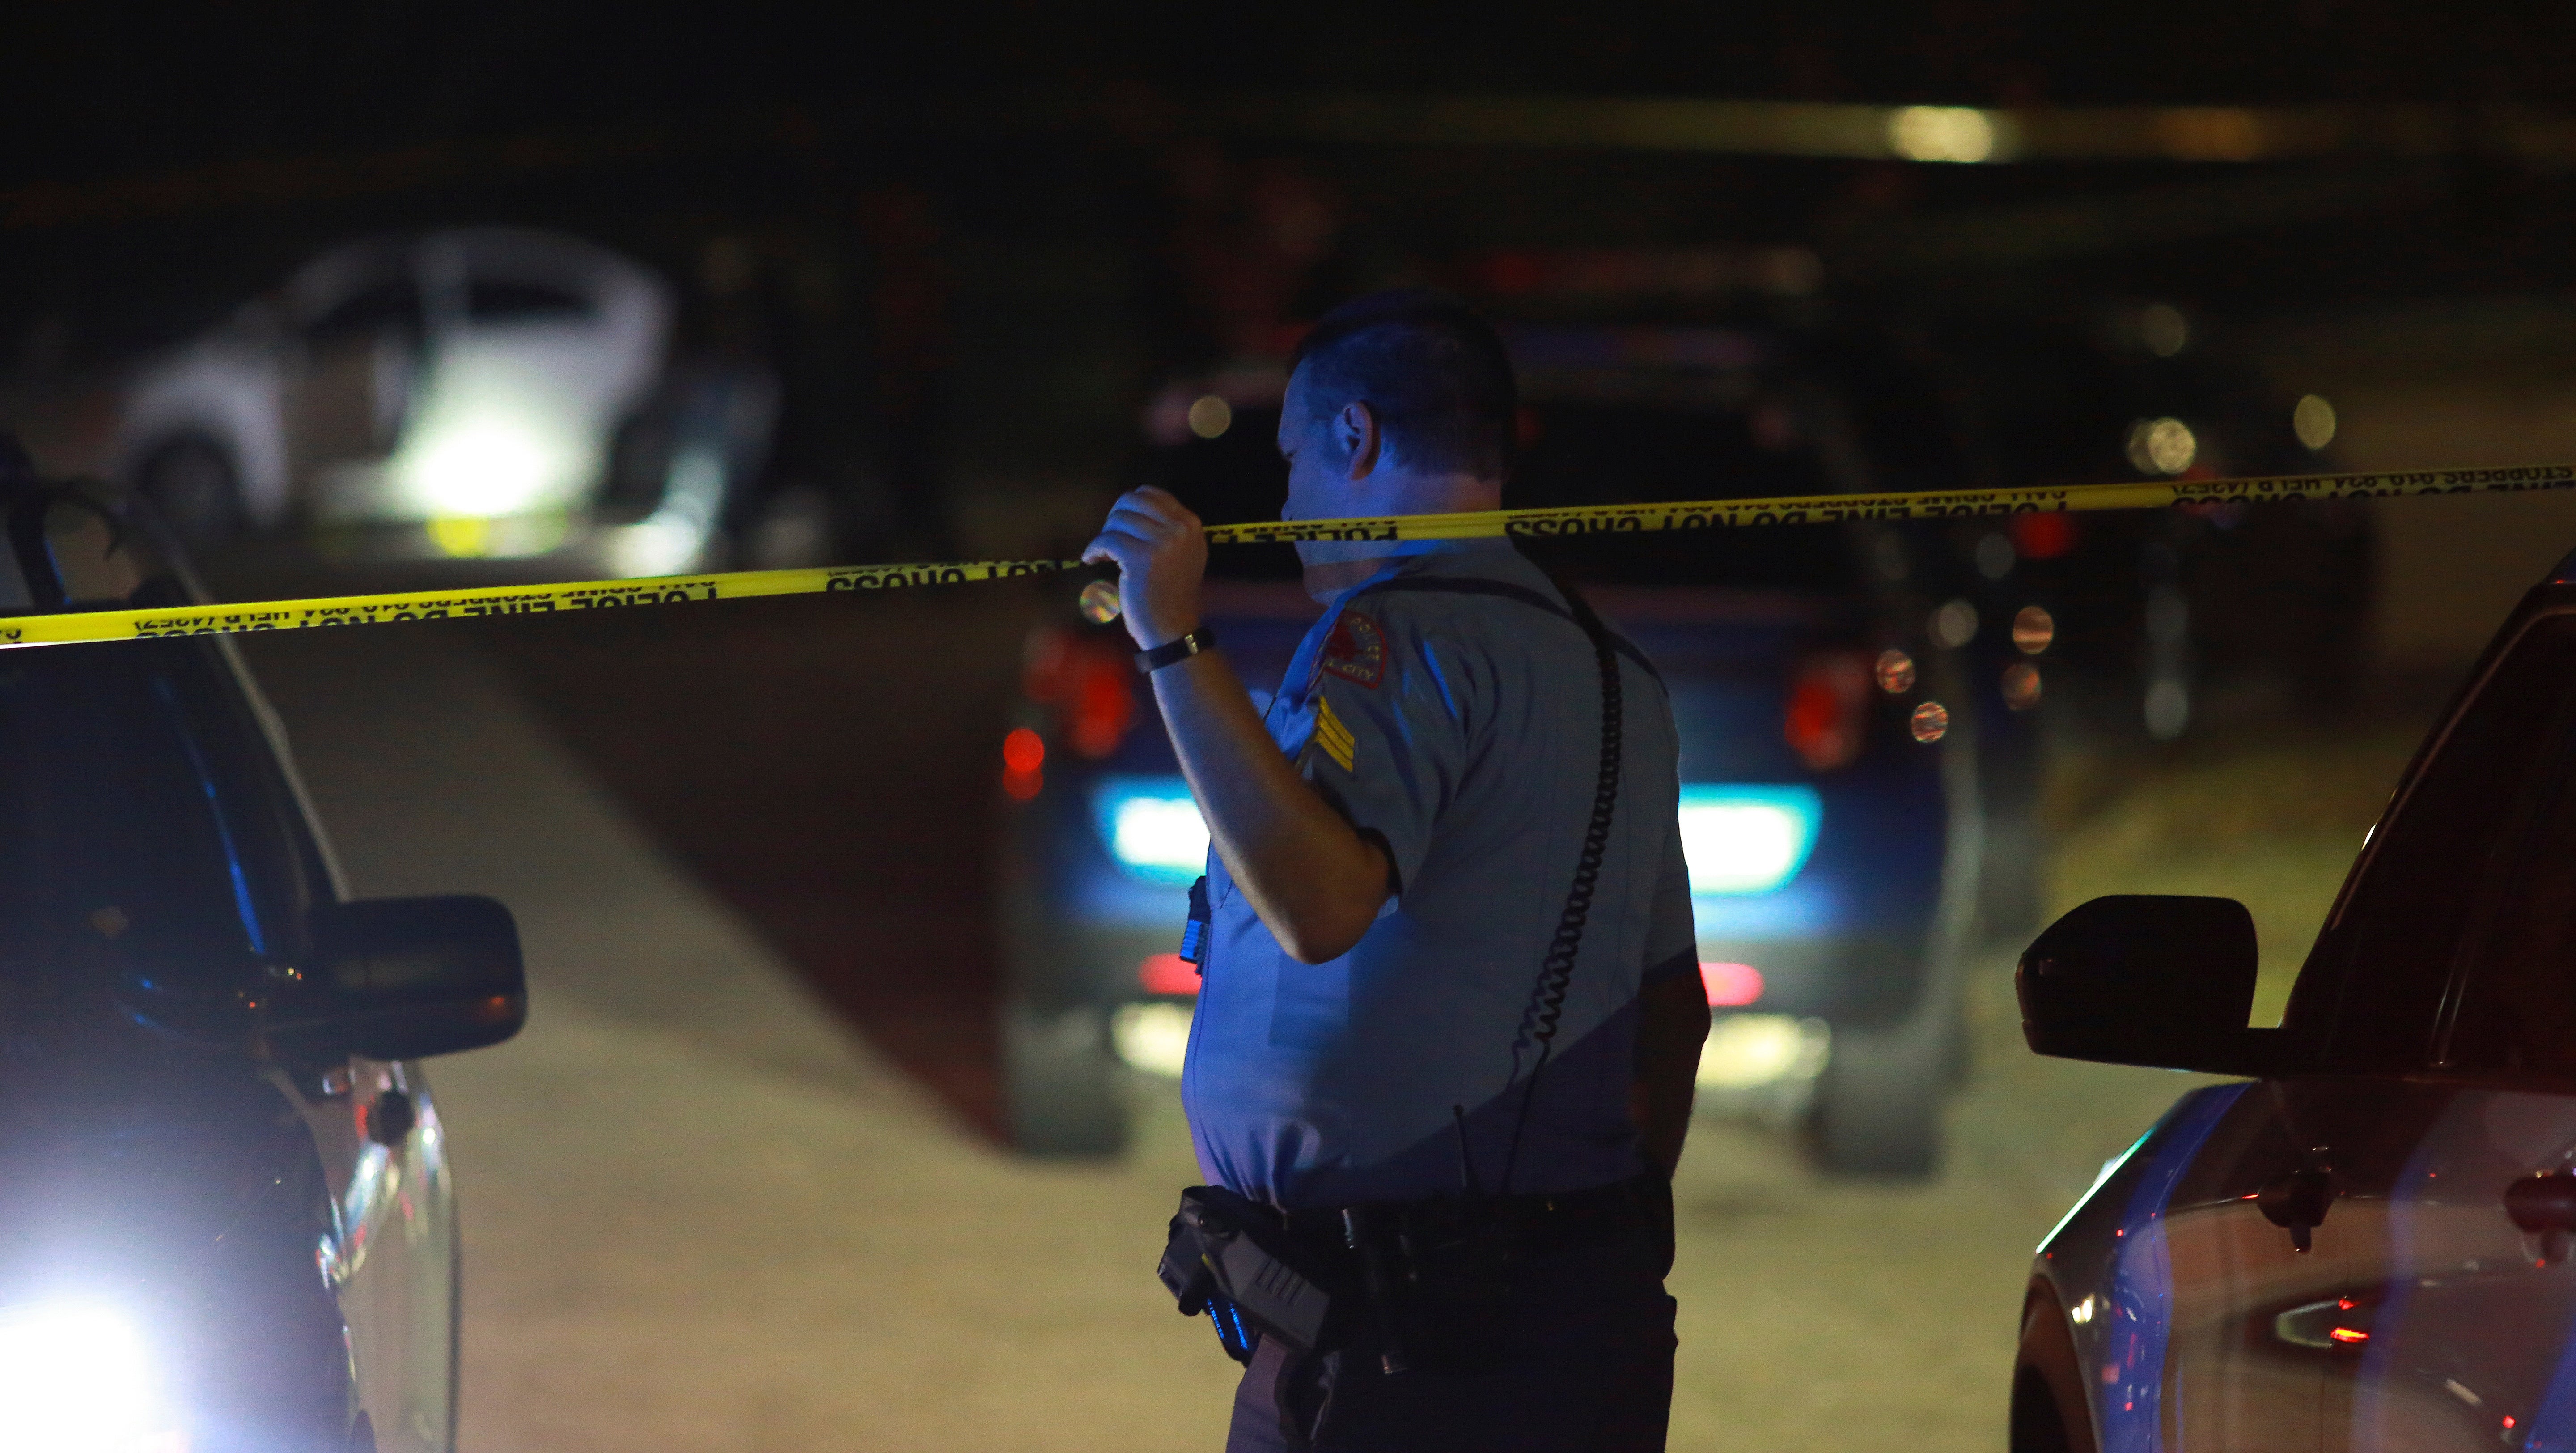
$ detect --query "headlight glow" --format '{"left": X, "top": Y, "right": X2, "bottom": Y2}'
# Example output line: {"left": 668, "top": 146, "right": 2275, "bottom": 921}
{"left": 1678, "top": 785, "right": 1822, "bottom": 895}
{"left": 386, "top": 368, "right": 597, "bottom": 525}
{"left": 0, "top": 1300, "right": 185, "bottom": 1453}
{"left": 1093, "top": 777, "right": 1209, "bottom": 885}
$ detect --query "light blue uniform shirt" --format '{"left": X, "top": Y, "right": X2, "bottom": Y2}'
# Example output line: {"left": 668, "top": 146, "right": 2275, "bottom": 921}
{"left": 1181, "top": 541, "right": 1697, "bottom": 1211}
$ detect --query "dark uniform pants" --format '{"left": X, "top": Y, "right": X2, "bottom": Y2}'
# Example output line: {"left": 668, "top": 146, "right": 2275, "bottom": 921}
{"left": 1223, "top": 1239, "right": 1677, "bottom": 1453}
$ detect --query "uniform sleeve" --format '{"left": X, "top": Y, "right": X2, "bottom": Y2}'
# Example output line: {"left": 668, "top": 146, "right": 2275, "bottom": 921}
{"left": 1642, "top": 811, "right": 1699, "bottom": 985}
{"left": 1292, "top": 604, "right": 1464, "bottom": 895}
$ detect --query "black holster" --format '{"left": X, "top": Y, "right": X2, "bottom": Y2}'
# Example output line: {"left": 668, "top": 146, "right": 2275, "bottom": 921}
{"left": 1157, "top": 1185, "right": 1348, "bottom": 1364}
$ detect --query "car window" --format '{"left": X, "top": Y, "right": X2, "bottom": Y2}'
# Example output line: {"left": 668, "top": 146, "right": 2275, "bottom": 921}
{"left": 2433, "top": 640, "right": 2576, "bottom": 1081}
{"left": 0, "top": 640, "right": 308, "bottom": 1021}
{"left": 303, "top": 278, "right": 422, "bottom": 344}
{"left": 2295, "top": 612, "right": 2576, "bottom": 1071}
{"left": 466, "top": 278, "right": 592, "bottom": 324}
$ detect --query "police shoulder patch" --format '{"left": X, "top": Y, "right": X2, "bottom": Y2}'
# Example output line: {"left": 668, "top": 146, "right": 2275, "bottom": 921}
{"left": 1319, "top": 609, "right": 1386, "bottom": 688}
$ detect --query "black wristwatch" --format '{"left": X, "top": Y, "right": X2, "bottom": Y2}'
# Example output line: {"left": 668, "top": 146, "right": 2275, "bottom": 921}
{"left": 1136, "top": 627, "right": 1218, "bottom": 673}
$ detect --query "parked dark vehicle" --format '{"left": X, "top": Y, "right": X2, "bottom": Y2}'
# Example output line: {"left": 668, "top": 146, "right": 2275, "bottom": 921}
{"left": 0, "top": 450, "right": 525, "bottom": 1453}
{"left": 998, "top": 322, "right": 2038, "bottom": 1178}
{"left": 2013, "top": 548, "right": 2576, "bottom": 1453}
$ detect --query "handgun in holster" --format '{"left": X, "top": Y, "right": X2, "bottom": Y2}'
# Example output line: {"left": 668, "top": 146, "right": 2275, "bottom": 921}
{"left": 1158, "top": 1185, "right": 1346, "bottom": 1365}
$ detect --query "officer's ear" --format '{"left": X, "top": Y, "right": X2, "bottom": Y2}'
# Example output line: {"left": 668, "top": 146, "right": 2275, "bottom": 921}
{"left": 1337, "top": 401, "right": 1381, "bottom": 481}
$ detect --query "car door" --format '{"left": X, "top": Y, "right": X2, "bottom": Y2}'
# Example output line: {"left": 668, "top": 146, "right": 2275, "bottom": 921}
{"left": 2248, "top": 603, "right": 2576, "bottom": 1453}
{"left": 2142, "top": 600, "right": 2576, "bottom": 1453}
{"left": 2144, "top": 1079, "right": 2375, "bottom": 1453}
{"left": 292, "top": 1053, "right": 457, "bottom": 1453}
{"left": 2301, "top": 604, "right": 2576, "bottom": 1452}
{"left": 286, "top": 271, "right": 424, "bottom": 510}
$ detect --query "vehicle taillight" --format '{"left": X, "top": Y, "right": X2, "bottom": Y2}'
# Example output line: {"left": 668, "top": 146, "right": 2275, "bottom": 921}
{"left": 1023, "top": 627, "right": 1140, "bottom": 760}
{"left": 1702, "top": 961, "right": 1764, "bottom": 1007}
{"left": 1001, "top": 727, "right": 1045, "bottom": 800}
{"left": 1783, "top": 652, "right": 1871, "bottom": 772}
{"left": 1139, "top": 954, "right": 1201, "bottom": 996}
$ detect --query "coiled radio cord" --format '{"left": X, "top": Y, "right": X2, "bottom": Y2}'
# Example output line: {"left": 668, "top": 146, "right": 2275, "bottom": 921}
{"left": 1499, "top": 579, "right": 1625, "bottom": 1195}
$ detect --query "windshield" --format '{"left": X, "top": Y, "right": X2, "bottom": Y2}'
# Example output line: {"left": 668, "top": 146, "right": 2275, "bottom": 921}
{"left": 0, "top": 640, "right": 306, "bottom": 1025}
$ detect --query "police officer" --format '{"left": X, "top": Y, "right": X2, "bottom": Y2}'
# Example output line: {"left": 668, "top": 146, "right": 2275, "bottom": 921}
{"left": 1085, "top": 292, "right": 1709, "bottom": 1452}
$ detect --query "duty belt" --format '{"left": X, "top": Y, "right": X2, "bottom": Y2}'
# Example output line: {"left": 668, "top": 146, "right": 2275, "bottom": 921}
{"left": 1279, "top": 1170, "right": 1671, "bottom": 1268}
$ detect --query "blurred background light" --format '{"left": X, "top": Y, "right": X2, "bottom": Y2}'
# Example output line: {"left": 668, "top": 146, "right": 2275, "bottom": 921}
{"left": 1873, "top": 649, "right": 1916, "bottom": 693}
{"left": 1186, "top": 395, "right": 1233, "bottom": 439}
{"left": 2003, "top": 661, "right": 2043, "bottom": 710}
{"left": 1697, "top": 1014, "right": 1830, "bottom": 1089}
{"left": 1930, "top": 599, "right": 1979, "bottom": 648}
{"left": 1001, "top": 727, "right": 1045, "bottom": 774}
{"left": 1701, "top": 960, "right": 1765, "bottom": 1006}
{"left": 2295, "top": 393, "right": 2339, "bottom": 450}
{"left": 2012, "top": 605, "right": 2055, "bottom": 654}
{"left": 2140, "top": 303, "right": 2190, "bottom": 357}
{"left": 1137, "top": 953, "right": 1199, "bottom": 996}
{"left": 1974, "top": 531, "right": 2015, "bottom": 579}
{"left": 1112, "top": 1002, "right": 1193, "bottom": 1076}
{"left": 391, "top": 402, "right": 589, "bottom": 522}
{"left": 1093, "top": 776, "right": 1209, "bottom": 884}
{"left": 1887, "top": 106, "right": 1998, "bottom": 163}
{"left": 1678, "top": 785, "right": 1822, "bottom": 894}
{"left": 2126, "top": 416, "right": 2199, "bottom": 475}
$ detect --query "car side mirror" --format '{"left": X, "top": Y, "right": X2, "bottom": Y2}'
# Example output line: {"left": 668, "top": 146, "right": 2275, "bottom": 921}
{"left": 2017, "top": 895, "right": 2271, "bottom": 1074}
{"left": 268, "top": 896, "right": 528, "bottom": 1063}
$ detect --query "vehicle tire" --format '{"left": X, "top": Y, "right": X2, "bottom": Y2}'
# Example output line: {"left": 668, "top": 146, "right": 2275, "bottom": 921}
{"left": 1809, "top": 1003, "right": 1952, "bottom": 1179}
{"left": 1809, "top": 909, "right": 1968, "bottom": 1179}
{"left": 136, "top": 436, "right": 246, "bottom": 548}
{"left": 445, "top": 1213, "right": 463, "bottom": 1453}
{"left": 2012, "top": 1286, "right": 2099, "bottom": 1453}
{"left": 1978, "top": 801, "right": 2047, "bottom": 947}
{"left": 1002, "top": 996, "right": 1129, "bottom": 1159}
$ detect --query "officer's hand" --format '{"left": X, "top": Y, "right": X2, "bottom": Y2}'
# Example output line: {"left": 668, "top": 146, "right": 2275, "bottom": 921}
{"left": 1082, "top": 486, "right": 1207, "bottom": 650}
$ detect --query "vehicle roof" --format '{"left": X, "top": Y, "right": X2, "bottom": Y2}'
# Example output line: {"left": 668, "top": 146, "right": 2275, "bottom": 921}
{"left": 278, "top": 225, "right": 661, "bottom": 325}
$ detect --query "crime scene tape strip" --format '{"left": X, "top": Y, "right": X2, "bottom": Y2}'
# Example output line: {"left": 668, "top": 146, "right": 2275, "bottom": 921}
{"left": 3, "top": 460, "right": 2572, "bottom": 649}
{"left": 0, "top": 560, "right": 1079, "bottom": 648}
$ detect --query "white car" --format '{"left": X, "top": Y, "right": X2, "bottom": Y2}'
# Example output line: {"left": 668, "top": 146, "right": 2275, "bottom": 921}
{"left": 117, "top": 227, "right": 727, "bottom": 568}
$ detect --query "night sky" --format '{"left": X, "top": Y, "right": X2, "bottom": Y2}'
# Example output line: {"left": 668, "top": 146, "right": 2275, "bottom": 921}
{"left": 4, "top": 1, "right": 2568, "bottom": 191}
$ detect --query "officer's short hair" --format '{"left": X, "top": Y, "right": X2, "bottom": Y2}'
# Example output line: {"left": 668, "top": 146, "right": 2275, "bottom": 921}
{"left": 1289, "top": 290, "right": 1517, "bottom": 480}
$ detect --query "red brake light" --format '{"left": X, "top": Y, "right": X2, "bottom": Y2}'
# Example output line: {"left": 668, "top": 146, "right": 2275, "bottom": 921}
{"left": 1702, "top": 961, "right": 1764, "bottom": 1007}
{"left": 1139, "top": 954, "right": 1201, "bottom": 996}
{"left": 1001, "top": 727, "right": 1045, "bottom": 800}
{"left": 1002, "top": 728, "right": 1045, "bottom": 774}
{"left": 1784, "top": 652, "right": 1870, "bottom": 772}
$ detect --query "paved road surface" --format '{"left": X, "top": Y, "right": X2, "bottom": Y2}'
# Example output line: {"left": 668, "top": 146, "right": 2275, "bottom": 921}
{"left": 234, "top": 594, "right": 2399, "bottom": 1453}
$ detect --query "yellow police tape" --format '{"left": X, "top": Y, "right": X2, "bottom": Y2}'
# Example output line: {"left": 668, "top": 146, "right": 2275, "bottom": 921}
{"left": 2, "top": 460, "right": 2570, "bottom": 649}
